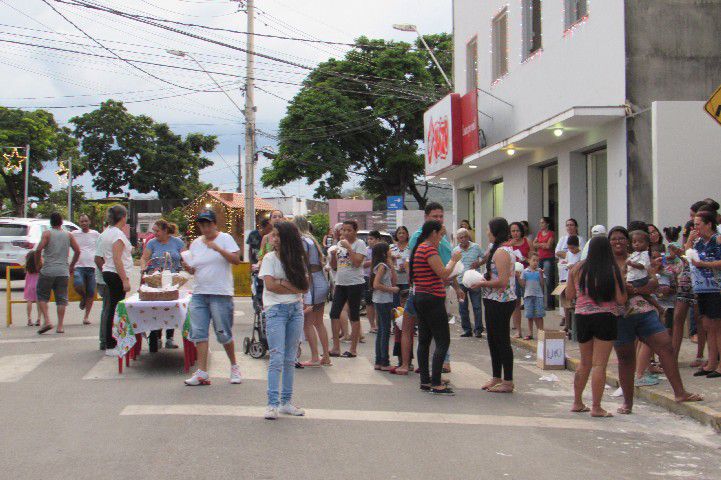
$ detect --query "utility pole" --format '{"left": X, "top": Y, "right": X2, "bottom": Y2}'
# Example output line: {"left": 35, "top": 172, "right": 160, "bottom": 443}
{"left": 23, "top": 144, "right": 30, "bottom": 217}
{"left": 67, "top": 154, "right": 73, "bottom": 221}
{"left": 237, "top": 144, "right": 243, "bottom": 193}
{"left": 242, "top": 0, "right": 255, "bottom": 261}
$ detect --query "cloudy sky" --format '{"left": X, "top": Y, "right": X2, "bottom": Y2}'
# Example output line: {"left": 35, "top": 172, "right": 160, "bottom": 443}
{"left": 1, "top": 0, "right": 451, "bottom": 199}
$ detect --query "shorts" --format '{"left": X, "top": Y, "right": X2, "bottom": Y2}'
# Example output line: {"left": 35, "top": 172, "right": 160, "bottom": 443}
{"left": 73, "top": 267, "right": 96, "bottom": 296}
{"left": 405, "top": 292, "right": 417, "bottom": 316}
{"left": 303, "top": 270, "right": 329, "bottom": 306}
{"left": 36, "top": 274, "right": 69, "bottom": 306}
{"left": 189, "top": 294, "right": 234, "bottom": 344}
{"left": 330, "top": 283, "right": 364, "bottom": 322}
{"left": 363, "top": 276, "right": 373, "bottom": 304}
{"left": 697, "top": 292, "right": 721, "bottom": 319}
{"left": 676, "top": 291, "right": 697, "bottom": 305}
{"left": 524, "top": 296, "right": 545, "bottom": 319}
{"left": 576, "top": 313, "right": 618, "bottom": 343}
{"left": 615, "top": 310, "right": 667, "bottom": 346}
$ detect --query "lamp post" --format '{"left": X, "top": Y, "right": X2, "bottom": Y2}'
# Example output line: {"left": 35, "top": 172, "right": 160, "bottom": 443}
{"left": 393, "top": 23, "right": 452, "bottom": 89}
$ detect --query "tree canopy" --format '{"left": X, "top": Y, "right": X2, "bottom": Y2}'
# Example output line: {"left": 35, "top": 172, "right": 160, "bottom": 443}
{"left": 261, "top": 34, "right": 452, "bottom": 208}
{"left": 71, "top": 100, "right": 217, "bottom": 198}
{"left": 0, "top": 107, "right": 80, "bottom": 215}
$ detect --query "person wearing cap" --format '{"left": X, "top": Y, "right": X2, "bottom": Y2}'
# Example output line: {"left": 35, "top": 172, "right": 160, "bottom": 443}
{"left": 183, "top": 210, "right": 243, "bottom": 386}
{"left": 581, "top": 225, "right": 606, "bottom": 261}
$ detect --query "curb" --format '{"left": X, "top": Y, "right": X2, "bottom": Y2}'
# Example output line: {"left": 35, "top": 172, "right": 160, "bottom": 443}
{"left": 510, "top": 336, "right": 721, "bottom": 432}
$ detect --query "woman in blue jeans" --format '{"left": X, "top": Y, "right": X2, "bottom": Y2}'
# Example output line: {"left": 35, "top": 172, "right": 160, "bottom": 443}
{"left": 259, "top": 221, "right": 310, "bottom": 420}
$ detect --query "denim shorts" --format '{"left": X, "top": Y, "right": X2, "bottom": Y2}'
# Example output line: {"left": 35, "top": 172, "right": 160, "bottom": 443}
{"left": 405, "top": 292, "right": 416, "bottom": 316}
{"left": 189, "top": 294, "right": 234, "bottom": 344}
{"left": 615, "top": 310, "right": 667, "bottom": 346}
{"left": 524, "top": 296, "right": 545, "bottom": 319}
{"left": 73, "top": 267, "right": 96, "bottom": 296}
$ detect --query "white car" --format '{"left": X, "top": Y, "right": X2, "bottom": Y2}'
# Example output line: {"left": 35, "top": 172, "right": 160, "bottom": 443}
{"left": 0, "top": 217, "right": 80, "bottom": 277}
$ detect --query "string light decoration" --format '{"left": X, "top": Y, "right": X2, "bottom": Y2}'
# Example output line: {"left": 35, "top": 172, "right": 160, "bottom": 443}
{"left": 182, "top": 191, "right": 272, "bottom": 244}
{"left": 56, "top": 161, "right": 69, "bottom": 186}
{"left": 2, "top": 147, "right": 27, "bottom": 174}
{"left": 563, "top": 0, "right": 590, "bottom": 38}
{"left": 489, "top": 4, "right": 511, "bottom": 87}
{"left": 519, "top": 0, "right": 543, "bottom": 65}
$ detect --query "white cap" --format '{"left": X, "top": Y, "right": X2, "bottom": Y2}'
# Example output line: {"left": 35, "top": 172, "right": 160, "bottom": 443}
{"left": 591, "top": 225, "right": 607, "bottom": 236}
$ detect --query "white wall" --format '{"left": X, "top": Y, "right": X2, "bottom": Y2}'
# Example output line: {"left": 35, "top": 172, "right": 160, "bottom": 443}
{"left": 652, "top": 101, "right": 721, "bottom": 229}
{"left": 458, "top": 120, "right": 627, "bottom": 238}
{"left": 453, "top": 0, "right": 627, "bottom": 145}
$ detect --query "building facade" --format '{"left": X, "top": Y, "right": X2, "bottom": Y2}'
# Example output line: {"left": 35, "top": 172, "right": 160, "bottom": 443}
{"left": 443, "top": 0, "right": 721, "bottom": 242}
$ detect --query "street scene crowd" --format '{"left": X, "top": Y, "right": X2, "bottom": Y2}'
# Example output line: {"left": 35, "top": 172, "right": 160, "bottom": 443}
{"left": 25, "top": 196, "right": 721, "bottom": 421}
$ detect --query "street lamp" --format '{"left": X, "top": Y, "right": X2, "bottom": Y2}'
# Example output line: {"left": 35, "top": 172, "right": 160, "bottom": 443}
{"left": 392, "top": 23, "right": 452, "bottom": 89}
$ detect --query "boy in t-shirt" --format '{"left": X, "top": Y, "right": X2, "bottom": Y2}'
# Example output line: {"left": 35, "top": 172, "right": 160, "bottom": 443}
{"left": 520, "top": 252, "right": 545, "bottom": 340}
{"left": 558, "top": 235, "right": 582, "bottom": 331}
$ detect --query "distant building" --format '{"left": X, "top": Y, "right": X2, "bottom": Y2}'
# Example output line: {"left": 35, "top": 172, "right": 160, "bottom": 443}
{"left": 403, "top": 182, "right": 454, "bottom": 213}
{"left": 437, "top": 0, "right": 721, "bottom": 242}
{"left": 262, "top": 196, "right": 328, "bottom": 218}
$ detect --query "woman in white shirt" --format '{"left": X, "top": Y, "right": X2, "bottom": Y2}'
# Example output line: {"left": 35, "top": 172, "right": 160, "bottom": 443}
{"left": 259, "top": 221, "right": 310, "bottom": 420}
{"left": 98, "top": 205, "right": 134, "bottom": 353}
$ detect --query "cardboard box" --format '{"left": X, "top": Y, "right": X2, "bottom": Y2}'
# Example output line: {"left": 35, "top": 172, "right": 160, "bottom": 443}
{"left": 536, "top": 329, "right": 566, "bottom": 370}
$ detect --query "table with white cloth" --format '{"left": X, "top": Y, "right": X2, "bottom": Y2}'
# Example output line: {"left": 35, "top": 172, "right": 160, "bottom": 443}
{"left": 111, "top": 293, "right": 197, "bottom": 373}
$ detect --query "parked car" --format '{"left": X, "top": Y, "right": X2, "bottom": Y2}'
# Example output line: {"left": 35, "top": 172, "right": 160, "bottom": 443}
{"left": 0, "top": 218, "right": 80, "bottom": 278}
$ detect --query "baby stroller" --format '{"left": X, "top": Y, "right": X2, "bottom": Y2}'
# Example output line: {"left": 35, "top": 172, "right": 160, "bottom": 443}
{"left": 243, "top": 272, "right": 268, "bottom": 359}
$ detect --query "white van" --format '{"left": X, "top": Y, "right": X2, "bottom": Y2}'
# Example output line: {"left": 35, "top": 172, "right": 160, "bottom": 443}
{"left": 0, "top": 218, "right": 80, "bottom": 277}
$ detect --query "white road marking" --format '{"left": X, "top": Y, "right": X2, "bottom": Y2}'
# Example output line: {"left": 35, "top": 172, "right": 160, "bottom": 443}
{"left": 0, "top": 353, "right": 53, "bottom": 382}
{"left": 447, "top": 361, "right": 492, "bottom": 389}
{"left": 209, "top": 351, "right": 266, "bottom": 380}
{"left": 323, "top": 355, "right": 393, "bottom": 385}
{"left": 120, "top": 404, "right": 626, "bottom": 432}
{"left": 0, "top": 335, "right": 96, "bottom": 345}
{"left": 83, "top": 356, "right": 136, "bottom": 380}
{"left": 233, "top": 311, "right": 246, "bottom": 317}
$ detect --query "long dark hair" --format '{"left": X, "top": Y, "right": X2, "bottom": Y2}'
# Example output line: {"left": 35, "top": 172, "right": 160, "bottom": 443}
{"left": 579, "top": 236, "right": 625, "bottom": 304}
{"left": 485, "top": 217, "right": 510, "bottom": 280}
{"left": 25, "top": 250, "right": 40, "bottom": 274}
{"left": 394, "top": 226, "right": 409, "bottom": 243}
{"left": 509, "top": 221, "right": 525, "bottom": 239}
{"left": 370, "top": 242, "right": 390, "bottom": 291}
{"left": 409, "top": 220, "right": 443, "bottom": 284}
{"left": 274, "top": 221, "right": 309, "bottom": 291}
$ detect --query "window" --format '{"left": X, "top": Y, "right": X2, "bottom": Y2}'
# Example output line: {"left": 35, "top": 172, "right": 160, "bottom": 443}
{"left": 492, "top": 180, "right": 504, "bottom": 217}
{"left": 565, "top": 0, "right": 588, "bottom": 29}
{"left": 587, "top": 150, "right": 607, "bottom": 229}
{"left": 522, "top": 0, "right": 542, "bottom": 60}
{"left": 491, "top": 8, "right": 508, "bottom": 81}
{"left": 466, "top": 37, "right": 478, "bottom": 94}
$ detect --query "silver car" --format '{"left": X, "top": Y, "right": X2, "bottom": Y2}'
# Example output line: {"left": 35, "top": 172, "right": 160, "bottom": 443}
{"left": 0, "top": 218, "right": 80, "bottom": 277}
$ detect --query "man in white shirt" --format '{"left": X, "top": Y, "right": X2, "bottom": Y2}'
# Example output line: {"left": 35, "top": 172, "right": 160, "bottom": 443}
{"left": 71, "top": 214, "right": 100, "bottom": 324}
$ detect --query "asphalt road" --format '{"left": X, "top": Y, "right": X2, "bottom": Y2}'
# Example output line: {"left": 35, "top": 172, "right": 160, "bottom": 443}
{"left": 2, "top": 276, "right": 721, "bottom": 480}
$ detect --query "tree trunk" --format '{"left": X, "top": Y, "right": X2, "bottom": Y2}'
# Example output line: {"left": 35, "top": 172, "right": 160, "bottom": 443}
{"left": 407, "top": 182, "right": 428, "bottom": 210}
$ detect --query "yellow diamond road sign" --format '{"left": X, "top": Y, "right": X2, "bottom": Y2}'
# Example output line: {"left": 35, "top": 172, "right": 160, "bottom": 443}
{"left": 705, "top": 83, "right": 721, "bottom": 126}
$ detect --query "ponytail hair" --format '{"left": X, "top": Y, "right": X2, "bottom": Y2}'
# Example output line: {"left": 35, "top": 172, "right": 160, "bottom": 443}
{"left": 409, "top": 220, "right": 443, "bottom": 284}
{"left": 484, "top": 217, "right": 510, "bottom": 280}
{"left": 155, "top": 219, "right": 177, "bottom": 236}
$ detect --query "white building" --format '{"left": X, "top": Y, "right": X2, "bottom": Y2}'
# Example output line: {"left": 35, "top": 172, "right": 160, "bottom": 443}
{"left": 440, "top": 0, "right": 721, "bottom": 241}
{"left": 261, "top": 196, "right": 328, "bottom": 218}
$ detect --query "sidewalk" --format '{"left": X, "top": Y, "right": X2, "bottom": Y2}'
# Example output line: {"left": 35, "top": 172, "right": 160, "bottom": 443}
{"left": 511, "top": 322, "right": 721, "bottom": 432}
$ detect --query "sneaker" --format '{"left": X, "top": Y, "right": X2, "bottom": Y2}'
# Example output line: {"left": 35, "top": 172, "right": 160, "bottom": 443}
{"left": 184, "top": 369, "right": 211, "bottom": 386}
{"left": 609, "top": 387, "right": 624, "bottom": 398}
{"left": 634, "top": 374, "right": 659, "bottom": 387}
{"left": 165, "top": 339, "right": 178, "bottom": 349}
{"left": 460, "top": 332, "right": 473, "bottom": 337}
{"left": 279, "top": 403, "right": 305, "bottom": 416}
{"left": 230, "top": 364, "right": 242, "bottom": 384}
{"left": 264, "top": 406, "right": 279, "bottom": 420}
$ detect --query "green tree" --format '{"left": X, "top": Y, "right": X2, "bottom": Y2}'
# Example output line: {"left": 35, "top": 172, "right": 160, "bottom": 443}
{"left": 34, "top": 185, "right": 86, "bottom": 220}
{"left": 71, "top": 100, "right": 217, "bottom": 198}
{"left": 0, "top": 107, "right": 80, "bottom": 215}
{"left": 261, "top": 34, "right": 452, "bottom": 208}
{"left": 307, "top": 212, "right": 329, "bottom": 244}
{"left": 164, "top": 206, "right": 191, "bottom": 238}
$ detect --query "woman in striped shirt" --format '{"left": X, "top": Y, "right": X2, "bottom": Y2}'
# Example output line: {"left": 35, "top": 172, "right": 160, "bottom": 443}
{"left": 410, "top": 220, "right": 462, "bottom": 395}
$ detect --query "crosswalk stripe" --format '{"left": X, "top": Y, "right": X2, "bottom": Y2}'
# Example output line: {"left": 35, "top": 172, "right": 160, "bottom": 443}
{"left": 209, "top": 351, "right": 266, "bottom": 380}
{"left": 83, "top": 356, "right": 131, "bottom": 380}
{"left": 120, "top": 404, "right": 624, "bottom": 432}
{"left": 447, "top": 361, "right": 492, "bottom": 389}
{"left": 0, "top": 336, "right": 96, "bottom": 345}
{"left": 0, "top": 353, "right": 53, "bottom": 382}
{"left": 324, "top": 355, "right": 393, "bottom": 385}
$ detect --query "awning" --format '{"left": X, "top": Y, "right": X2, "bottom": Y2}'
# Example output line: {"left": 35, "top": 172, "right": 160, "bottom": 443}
{"left": 437, "top": 106, "right": 627, "bottom": 181}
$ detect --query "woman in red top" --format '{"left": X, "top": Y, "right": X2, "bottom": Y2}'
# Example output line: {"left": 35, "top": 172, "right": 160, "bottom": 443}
{"left": 506, "top": 222, "right": 530, "bottom": 338}
{"left": 410, "top": 220, "right": 462, "bottom": 395}
{"left": 533, "top": 217, "right": 556, "bottom": 309}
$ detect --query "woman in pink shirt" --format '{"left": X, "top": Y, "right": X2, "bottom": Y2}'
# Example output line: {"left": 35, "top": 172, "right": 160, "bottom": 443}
{"left": 533, "top": 217, "right": 556, "bottom": 309}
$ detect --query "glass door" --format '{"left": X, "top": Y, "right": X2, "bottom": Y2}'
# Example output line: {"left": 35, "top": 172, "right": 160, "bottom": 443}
{"left": 492, "top": 180, "right": 504, "bottom": 217}
{"left": 587, "top": 150, "right": 608, "bottom": 229}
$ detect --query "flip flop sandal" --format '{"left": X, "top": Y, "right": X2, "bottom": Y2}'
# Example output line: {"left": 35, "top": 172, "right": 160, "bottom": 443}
{"left": 571, "top": 406, "right": 591, "bottom": 413}
{"left": 56, "top": 330, "right": 65, "bottom": 334}
{"left": 37, "top": 325, "right": 53, "bottom": 335}
{"left": 616, "top": 406, "right": 632, "bottom": 415}
{"left": 328, "top": 352, "right": 341, "bottom": 358}
{"left": 300, "top": 361, "right": 321, "bottom": 368}
{"left": 488, "top": 383, "right": 514, "bottom": 393}
{"left": 591, "top": 411, "right": 614, "bottom": 418}
{"left": 678, "top": 393, "right": 704, "bottom": 402}
{"left": 341, "top": 351, "right": 357, "bottom": 358}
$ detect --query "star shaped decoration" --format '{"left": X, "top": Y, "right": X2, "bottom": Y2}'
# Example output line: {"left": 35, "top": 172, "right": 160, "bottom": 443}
{"left": 2, "top": 148, "right": 26, "bottom": 174}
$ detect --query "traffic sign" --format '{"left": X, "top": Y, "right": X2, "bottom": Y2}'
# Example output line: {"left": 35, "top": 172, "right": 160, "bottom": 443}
{"left": 387, "top": 196, "right": 404, "bottom": 211}
{"left": 704, "top": 83, "right": 721, "bottom": 126}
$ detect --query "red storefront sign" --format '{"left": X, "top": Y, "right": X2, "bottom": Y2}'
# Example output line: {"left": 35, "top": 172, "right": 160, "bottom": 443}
{"left": 461, "top": 91, "right": 480, "bottom": 158}
{"left": 423, "top": 93, "right": 462, "bottom": 176}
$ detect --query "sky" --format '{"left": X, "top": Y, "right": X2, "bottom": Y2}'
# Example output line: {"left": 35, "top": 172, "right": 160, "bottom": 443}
{"left": 0, "top": 0, "right": 452, "bottom": 200}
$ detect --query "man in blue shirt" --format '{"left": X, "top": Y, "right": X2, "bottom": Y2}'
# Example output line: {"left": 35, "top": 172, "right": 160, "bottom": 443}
{"left": 454, "top": 228, "right": 485, "bottom": 337}
{"left": 393, "top": 202, "right": 464, "bottom": 375}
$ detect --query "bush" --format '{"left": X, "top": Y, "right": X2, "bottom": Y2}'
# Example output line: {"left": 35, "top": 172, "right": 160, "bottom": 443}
{"left": 307, "top": 212, "right": 329, "bottom": 244}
